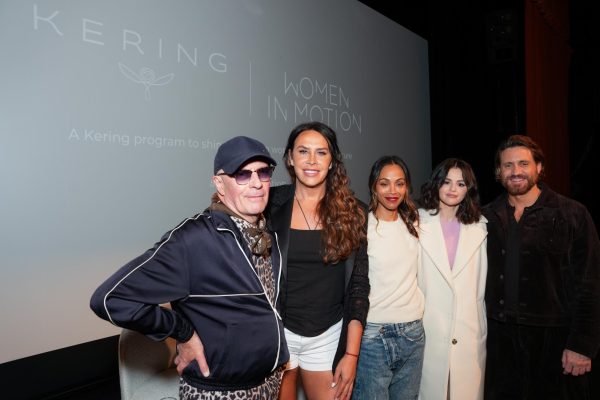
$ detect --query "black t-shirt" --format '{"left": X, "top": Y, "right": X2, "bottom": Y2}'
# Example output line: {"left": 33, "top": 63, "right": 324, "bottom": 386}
{"left": 285, "top": 229, "right": 344, "bottom": 337}
{"left": 505, "top": 203, "right": 521, "bottom": 317}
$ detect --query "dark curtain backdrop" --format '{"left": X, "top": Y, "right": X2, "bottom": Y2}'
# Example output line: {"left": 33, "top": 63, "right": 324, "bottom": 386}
{"left": 525, "top": 0, "right": 570, "bottom": 195}
{"left": 360, "top": 1, "right": 598, "bottom": 396}
{"left": 360, "top": 0, "right": 598, "bottom": 226}
{"left": 568, "top": 1, "right": 600, "bottom": 228}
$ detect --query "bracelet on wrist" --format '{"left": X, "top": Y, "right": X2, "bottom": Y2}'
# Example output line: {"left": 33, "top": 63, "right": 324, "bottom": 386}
{"left": 345, "top": 351, "right": 359, "bottom": 357}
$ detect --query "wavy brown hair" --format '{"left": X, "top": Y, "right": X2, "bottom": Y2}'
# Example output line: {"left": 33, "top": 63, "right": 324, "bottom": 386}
{"left": 283, "top": 121, "right": 366, "bottom": 264}
{"left": 419, "top": 158, "right": 482, "bottom": 224}
{"left": 368, "top": 155, "right": 419, "bottom": 237}
{"left": 494, "top": 134, "right": 545, "bottom": 181}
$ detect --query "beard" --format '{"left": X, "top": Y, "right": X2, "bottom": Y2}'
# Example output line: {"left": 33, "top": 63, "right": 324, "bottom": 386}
{"left": 502, "top": 174, "right": 538, "bottom": 196}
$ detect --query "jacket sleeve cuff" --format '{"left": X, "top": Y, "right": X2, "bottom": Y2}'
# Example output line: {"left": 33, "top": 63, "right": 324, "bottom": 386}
{"left": 566, "top": 333, "right": 600, "bottom": 359}
{"left": 169, "top": 311, "right": 194, "bottom": 342}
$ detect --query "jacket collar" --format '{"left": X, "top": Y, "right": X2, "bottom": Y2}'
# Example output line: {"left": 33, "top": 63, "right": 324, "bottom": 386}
{"left": 419, "top": 209, "right": 487, "bottom": 284}
{"left": 267, "top": 184, "right": 295, "bottom": 233}
{"left": 204, "top": 206, "right": 240, "bottom": 231}
{"left": 488, "top": 182, "right": 559, "bottom": 218}
{"left": 203, "top": 205, "right": 282, "bottom": 294}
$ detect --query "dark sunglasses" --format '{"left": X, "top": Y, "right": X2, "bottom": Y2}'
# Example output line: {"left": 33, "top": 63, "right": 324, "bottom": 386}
{"left": 218, "top": 166, "right": 274, "bottom": 185}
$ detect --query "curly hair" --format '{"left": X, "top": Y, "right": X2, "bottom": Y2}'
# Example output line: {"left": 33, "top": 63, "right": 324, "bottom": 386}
{"left": 419, "top": 158, "right": 481, "bottom": 225}
{"left": 283, "top": 121, "right": 366, "bottom": 264}
{"left": 368, "top": 155, "right": 419, "bottom": 238}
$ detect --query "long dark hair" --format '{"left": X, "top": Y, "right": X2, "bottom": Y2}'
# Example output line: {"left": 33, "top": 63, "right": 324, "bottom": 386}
{"left": 419, "top": 158, "right": 481, "bottom": 224}
{"left": 283, "top": 121, "right": 366, "bottom": 264}
{"left": 368, "top": 155, "right": 419, "bottom": 238}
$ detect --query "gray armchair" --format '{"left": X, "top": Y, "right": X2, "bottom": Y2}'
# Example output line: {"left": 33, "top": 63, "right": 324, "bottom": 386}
{"left": 118, "top": 328, "right": 179, "bottom": 400}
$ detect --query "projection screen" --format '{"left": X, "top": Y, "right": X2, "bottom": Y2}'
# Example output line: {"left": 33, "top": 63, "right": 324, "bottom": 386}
{"left": 0, "top": 0, "right": 430, "bottom": 363}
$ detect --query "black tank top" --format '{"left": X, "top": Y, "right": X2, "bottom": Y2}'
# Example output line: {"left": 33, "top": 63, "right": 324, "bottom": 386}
{"left": 285, "top": 229, "right": 344, "bottom": 336}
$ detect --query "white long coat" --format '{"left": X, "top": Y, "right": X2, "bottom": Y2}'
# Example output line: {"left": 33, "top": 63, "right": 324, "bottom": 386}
{"left": 418, "top": 209, "right": 487, "bottom": 400}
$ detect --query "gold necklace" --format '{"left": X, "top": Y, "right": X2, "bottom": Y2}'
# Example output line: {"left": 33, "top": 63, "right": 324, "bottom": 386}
{"left": 295, "top": 195, "right": 318, "bottom": 230}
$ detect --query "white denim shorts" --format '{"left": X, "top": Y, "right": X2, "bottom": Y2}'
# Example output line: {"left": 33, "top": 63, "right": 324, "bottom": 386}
{"left": 284, "top": 319, "right": 342, "bottom": 371}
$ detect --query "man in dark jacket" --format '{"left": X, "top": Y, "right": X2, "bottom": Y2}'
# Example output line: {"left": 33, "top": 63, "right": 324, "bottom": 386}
{"left": 483, "top": 135, "right": 600, "bottom": 399}
{"left": 90, "top": 136, "right": 289, "bottom": 399}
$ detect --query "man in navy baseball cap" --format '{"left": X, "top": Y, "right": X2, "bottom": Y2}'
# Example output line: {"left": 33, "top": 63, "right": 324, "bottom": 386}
{"left": 214, "top": 136, "right": 276, "bottom": 175}
{"left": 91, "top": 133, "right": 289, "bottom": 398}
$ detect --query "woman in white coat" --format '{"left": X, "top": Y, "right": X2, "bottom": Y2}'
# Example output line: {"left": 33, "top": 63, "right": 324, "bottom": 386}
{"left": 417, "top": 158, "right": 487, "bottom": 400}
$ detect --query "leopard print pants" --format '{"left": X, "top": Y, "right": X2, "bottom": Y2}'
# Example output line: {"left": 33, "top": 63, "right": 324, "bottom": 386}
{"left": 179, "top": 368, "right": 283, "bottom": 400}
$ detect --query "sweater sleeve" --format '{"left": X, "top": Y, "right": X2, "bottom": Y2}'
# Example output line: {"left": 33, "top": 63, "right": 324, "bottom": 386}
{"left": 346, "top": 237, "right": 370, "bottom": 326}
{"left": 89, "top": 224, "right": 194, "bottom": 342}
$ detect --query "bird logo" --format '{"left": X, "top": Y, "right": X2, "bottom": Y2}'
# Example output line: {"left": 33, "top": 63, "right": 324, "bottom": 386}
{"left": 118, "top": 62, "right": 175, "bottom": 101}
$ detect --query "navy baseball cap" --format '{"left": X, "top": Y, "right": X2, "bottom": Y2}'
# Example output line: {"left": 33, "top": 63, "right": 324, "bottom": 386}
{"left": 214, "top": 136, "right": 276, "bottom": 174}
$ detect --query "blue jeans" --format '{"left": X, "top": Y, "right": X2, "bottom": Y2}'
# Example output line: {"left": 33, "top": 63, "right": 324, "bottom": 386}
{"left": 352, "top": 320, "right": 425, "bottom": 400}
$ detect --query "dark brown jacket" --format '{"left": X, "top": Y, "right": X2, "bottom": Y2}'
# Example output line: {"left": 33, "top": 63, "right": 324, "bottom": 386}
{"left": 483, "top": 183, "right": 600, "bottom": 358}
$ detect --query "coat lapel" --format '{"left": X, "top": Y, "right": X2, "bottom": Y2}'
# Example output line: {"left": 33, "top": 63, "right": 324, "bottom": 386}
{"left": 419, "top": 211, "right": 454, "bottom": 287}
{"left": 452, "top": 218, "right": 487, "bottom": 277}
{"left": 267, "top": 185, "right": 294, "bottom": 281}
{"left": 419, "top": 210, "right": 487, "bottom": 284}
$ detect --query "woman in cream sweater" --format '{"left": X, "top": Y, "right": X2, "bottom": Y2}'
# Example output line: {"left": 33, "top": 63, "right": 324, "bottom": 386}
{"left": 353, "top": 155, "right": 424, "bottom": 400}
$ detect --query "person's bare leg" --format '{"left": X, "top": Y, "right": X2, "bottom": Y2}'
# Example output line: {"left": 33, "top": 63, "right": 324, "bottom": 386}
{"left": 300, "top": 369, "right": 335, "bottom": 400}
{"left": 279, "top": 368, "right": 299, "bottom": 400}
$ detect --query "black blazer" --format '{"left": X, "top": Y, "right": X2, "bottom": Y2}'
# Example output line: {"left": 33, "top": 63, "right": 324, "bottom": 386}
{"left": 266, "top": 184, "right": 370, "bottom": 371}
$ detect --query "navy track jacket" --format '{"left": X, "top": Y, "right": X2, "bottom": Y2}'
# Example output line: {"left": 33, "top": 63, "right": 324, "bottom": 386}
{"left": 90, "top": 208, "right": 289, "bottom": 390}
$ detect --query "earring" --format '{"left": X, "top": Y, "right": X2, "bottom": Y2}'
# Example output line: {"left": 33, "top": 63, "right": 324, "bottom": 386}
{"left": 328, "top": 163, "right": 332, "bottom": 170}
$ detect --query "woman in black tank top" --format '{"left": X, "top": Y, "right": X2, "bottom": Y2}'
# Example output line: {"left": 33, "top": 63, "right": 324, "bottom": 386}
{"left": 266, "top": 121, "right": 369, "bottom": 400}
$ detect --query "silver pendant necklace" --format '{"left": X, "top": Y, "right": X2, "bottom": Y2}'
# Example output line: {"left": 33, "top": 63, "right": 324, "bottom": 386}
{"left": 295, "top": 195, "right": 319, "bottom": 230}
